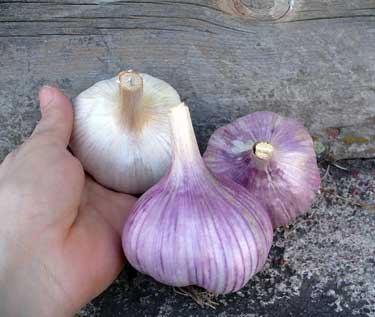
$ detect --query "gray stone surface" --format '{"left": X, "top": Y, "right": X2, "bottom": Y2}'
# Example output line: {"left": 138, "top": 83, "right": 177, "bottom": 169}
{"left": 76, "top": 159, "right": 375, "bottom": 317}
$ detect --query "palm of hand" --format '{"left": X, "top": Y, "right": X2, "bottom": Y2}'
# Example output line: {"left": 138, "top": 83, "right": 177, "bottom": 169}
{"left": 0, "top": 87, "right": 136, "bottom": 316}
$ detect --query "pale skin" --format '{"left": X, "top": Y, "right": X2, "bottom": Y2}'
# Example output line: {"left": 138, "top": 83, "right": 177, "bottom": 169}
{"left": 0, "top": 86, "right": 137, "bottom": 316}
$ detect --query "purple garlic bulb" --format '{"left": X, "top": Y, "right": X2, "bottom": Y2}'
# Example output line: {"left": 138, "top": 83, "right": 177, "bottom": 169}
{"left": 203, "top": 111, "right": 320, "bottom": 228}
{"left": 122, "top": 104, "right": 273, "bottom": 294}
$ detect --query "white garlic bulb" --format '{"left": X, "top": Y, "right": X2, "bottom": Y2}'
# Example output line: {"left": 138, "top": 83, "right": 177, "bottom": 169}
{"left": 70, "top": 71, "right": 181, "bottom": 194}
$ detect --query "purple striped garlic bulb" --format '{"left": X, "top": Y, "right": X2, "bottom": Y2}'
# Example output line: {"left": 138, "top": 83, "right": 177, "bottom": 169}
{"left": 203, "top": 111, "right": 320, "bottom": 229}
{"left": 122, "top": 104, "right": 273, "bottom": 294}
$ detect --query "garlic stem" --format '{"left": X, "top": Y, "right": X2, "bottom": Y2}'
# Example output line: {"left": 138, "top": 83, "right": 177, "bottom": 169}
{"left": 169, "top": 104, "right": 203, "bottom": 170}
{"left": 252, "top": 142, "right": 274, "bottom": 170}
{"left": 118, "top": 70, "right": 144, "bottom": 131}
{"left": 254, "top": 142, "right": 274, "bottom": 160}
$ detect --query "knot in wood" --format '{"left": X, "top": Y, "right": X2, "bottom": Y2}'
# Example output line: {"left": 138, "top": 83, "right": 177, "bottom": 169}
{"left": 217, "top": 0, "right": 293, "bottom": 21}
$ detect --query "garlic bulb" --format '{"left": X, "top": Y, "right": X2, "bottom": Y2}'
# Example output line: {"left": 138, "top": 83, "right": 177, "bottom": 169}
{"left": 203, "top": 111, "right": 321, "bottom": 228}
{"left": 122, "top": 104, "right": 273, "bottom": 294}
{"left": 70, "top": 71, "right": 181, "bottom": 194}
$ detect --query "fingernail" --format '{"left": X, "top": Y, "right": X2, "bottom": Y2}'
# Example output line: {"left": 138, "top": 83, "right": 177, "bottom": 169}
{"left": 39, "top": 85, "right": 55, "bottom": 106}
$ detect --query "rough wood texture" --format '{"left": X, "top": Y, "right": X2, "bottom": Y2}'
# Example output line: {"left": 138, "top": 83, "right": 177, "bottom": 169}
{"left": 0, "top": 0, "right": 375, "bottom": 161}
{"left": 1, "top": 1, "right": 375, "bottom": 316}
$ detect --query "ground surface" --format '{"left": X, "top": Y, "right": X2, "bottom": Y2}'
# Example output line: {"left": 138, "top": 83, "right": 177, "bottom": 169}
{"left": 77, "top": 159, "right": 375, "bottom": 317}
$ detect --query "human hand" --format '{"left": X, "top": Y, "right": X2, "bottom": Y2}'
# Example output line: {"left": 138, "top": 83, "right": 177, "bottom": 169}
{"left": 0, "top": 86, "right": 136, "bottom": 316}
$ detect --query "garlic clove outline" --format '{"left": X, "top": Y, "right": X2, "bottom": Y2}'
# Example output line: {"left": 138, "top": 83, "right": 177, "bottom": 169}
{"left": 70, "top": 70, "right": 181, "bottom": 194}
{"left": 122, "top": 104, "right": 273, "bottom": 294}
{"left": 203, "top": 111, "right": 321, "bottom": 228}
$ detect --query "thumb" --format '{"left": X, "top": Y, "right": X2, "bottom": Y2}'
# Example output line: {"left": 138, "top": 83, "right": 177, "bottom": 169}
{"left": 32, "top": 86, "right": 73, "bottom": 147}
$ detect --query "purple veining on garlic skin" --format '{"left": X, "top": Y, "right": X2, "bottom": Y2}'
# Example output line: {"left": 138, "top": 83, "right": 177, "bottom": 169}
{"left": 122, "top": 105, "right": 273, "bottom": 294}
{"left": 203, "top": 111, "right": 320, "bottom": 228}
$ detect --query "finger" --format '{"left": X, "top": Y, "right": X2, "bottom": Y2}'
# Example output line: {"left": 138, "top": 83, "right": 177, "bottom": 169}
{"left": 82, "top": 176, "right": 137, "bottom": 235}
{"left": 63, "top": 178, "right": 136, "bottom": 303}
{"left": 64, "top": 206, "right": 125, "bottom": 305}
{"left": 32, "top": 86, "right": 73, "bottom": 147}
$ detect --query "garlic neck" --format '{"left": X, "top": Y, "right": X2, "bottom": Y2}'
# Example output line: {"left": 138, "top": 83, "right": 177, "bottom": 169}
{"left": 252, "top": 142, "right": 274, "bottom": 171}
{"left": 169, "top": 104, "right": 204, "bottom": 174}
{"left": 118, "top": 70, "right": 145, "bottom": 132}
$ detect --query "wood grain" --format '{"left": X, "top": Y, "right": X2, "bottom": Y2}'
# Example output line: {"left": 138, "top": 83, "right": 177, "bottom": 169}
{"left": 0, "top": 0, "right": 374, "bottom": 160}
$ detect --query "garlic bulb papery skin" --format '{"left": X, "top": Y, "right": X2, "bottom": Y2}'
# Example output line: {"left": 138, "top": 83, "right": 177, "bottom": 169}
{"left": 203, "top": 111, "right": 321, "bottom": 228}
{"left": 122, "top": 104, "right": 273, "bottom": 294}
{"left": 70, "top": 71, "right": 181, "bottom": 194}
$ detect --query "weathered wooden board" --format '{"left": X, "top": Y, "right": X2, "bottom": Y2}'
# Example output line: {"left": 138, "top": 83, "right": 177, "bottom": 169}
{"left": 0, "top": 0, "right": 375, "bottom": 162}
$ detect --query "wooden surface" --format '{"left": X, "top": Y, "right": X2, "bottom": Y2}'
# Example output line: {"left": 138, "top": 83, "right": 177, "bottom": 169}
{"left": 1, "top": 0, "right": 375, "bottom": 161}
